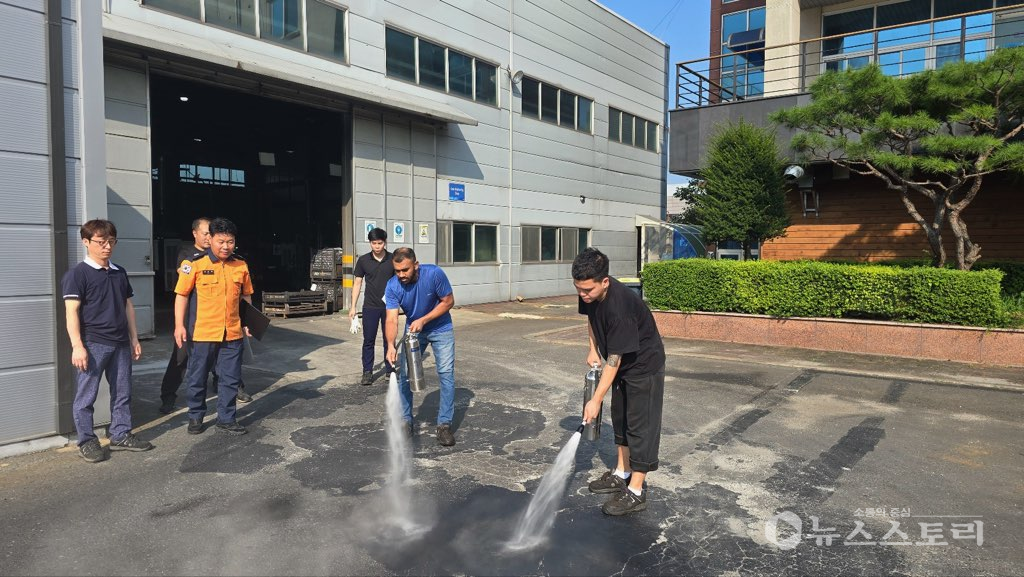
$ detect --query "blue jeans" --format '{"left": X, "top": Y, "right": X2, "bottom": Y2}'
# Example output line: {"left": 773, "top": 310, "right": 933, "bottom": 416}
{"left": 398, "top": 329, "right": 455, "bottom": 425}
{"left": 73, "top": 341, "right": 134, "bottom": 444}
{"left": 184, "top": 339, "right": 243, "bottom": 423}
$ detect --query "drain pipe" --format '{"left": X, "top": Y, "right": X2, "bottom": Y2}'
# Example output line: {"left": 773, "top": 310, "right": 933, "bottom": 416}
{"left": 507, "top": 1, "right": 515, "bottom": 302}
{"left": 46, "top": 0, "right": 73, "bottom": 434}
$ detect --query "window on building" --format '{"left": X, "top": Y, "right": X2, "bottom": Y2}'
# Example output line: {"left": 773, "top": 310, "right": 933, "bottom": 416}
{"left": 519, "top": 76, "right": 594, "bottom": 132}
{"left": 522, "top": 77, "right": 539, "bottom": 117}
{"left": 418, "top": 38, "right": 447, "bottom": 91}
{"left": 474, "top": 224, "right": 498, "bottom": 262}
{"left": 578, "top": 97, "right": 592, "bottom": 133}
{"left": 541, "top": 83, "right": 558, "bottom": 123}
{"left": 646, "top": 121, "right": 658, "bottom": 152}
{"left": 453, "top": 222, "right": 472, "bottom": 262}
{"left": 386, "top": 28, "right": 417, "bottom": 81}
{"left": 179, "top": 164, "right": 246, "bottom": 187}
{"left": 260, "top": 0, "right": 303, "bottom": 49}
{"left": 822, "top": 1, "right": 1006, "bottom": 75}
{"left": 823, "top": 8, "right": 874, "bottom": 57}
{"left": 144, "top": 0, "right": 201, "bottom": 20}
{"left": 876, "top": 0, "right": 932, "bottom": 49}
{"left": 578, "top": 228, "right": 590, "bottom": 255}
{"left": 621, "top": 113, "right": 634, "bottom": 146}
{"left": 439, "top": 221, "right": 498, "bottom": 264}
{"left": 522, "top": 226, "right": 591, "bottom": 262}
{"left": 609, "top": 108, "right": 621, "bottom": 142}
{"left": 206, "top": 0, "right": 256, "bottom": 34}
{"left": 475, "top": 60, "right": 498, "bottom": 105}
{"left": 384, "top": 28, "right": 499, "bottom": 104}
{"left": 608, "top": 107, "right": 659, "bottom": 152}
{"left": 142, "top": 2, "right": 348, "bottom": 63}
{"left": 449, "top": 50, "right": 474, "bottom": 98}
{"left": 306, "top": 0, "right": 346, "bottom": 61}
{"left": 721, "top": 6, "right": 765, "bottom": 98}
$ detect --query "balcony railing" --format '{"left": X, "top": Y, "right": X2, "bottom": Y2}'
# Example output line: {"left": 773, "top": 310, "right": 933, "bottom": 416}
{"left": 676, "top": 4, "right": 1024, "bottom": 109}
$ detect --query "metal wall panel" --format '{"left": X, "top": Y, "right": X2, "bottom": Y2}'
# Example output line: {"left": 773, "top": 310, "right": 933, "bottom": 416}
{"left": 0, "top": 366, "right": 57, "bottom": 443}
{"left": 0, "top": 298, "right": 55, "bottom": 370}
{"left": 104, "top": 62, "right": 154, "bottom": 338}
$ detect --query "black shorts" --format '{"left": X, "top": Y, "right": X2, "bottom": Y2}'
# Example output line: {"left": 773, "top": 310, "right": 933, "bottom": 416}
{"left": 610, "top": 369, "right": 665, "bottom": 473}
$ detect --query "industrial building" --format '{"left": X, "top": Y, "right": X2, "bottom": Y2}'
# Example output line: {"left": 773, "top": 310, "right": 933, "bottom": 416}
{"left": 0, "top": 0, "right": 668, "bottom": 448}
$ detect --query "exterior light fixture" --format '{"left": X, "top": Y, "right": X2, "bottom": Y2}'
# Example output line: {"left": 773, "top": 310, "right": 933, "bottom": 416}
{"left": 580, "top": 195, "right": 586, "bottom": 204}
{"left": 179, "top": 96, "right": 189, "bottom": 102}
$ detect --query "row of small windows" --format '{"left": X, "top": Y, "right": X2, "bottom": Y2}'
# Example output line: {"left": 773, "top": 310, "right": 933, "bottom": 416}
{"left": 143, "top": 3, "right": 659, "bottom": 152}
{"left": 609, "top": 108, "right": 659, "bottom": 152}
{"left": 144, "top": 0, "right": 346, "bottom": 62}
{"left": 436, "top": 222, "right": 590, "bottom": 264}
{"left": 520, "top": 77, "right": 594, "bottom": 133}
{"left": 385, "top": 28, "right": 499, "bottom": 106}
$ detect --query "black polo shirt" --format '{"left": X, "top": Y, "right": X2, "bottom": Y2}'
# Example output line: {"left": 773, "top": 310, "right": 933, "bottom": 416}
{"left": 579, "top": 277, "right": 665, "bottom": 379}
{"left": 61, "top": 258, "right": 135, "bottom": 346}
{"left": 353, "top": 250, "right": 394, "bottom": 309}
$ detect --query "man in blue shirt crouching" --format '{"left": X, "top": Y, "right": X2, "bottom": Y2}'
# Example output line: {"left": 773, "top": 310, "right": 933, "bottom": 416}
{"left": 384, "top": 247, "right": 457, "bottom": 446}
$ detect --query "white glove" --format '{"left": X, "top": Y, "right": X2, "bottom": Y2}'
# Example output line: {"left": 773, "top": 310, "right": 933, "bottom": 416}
{"left": 349, "top": 317, "right": 361, "bottom": 334}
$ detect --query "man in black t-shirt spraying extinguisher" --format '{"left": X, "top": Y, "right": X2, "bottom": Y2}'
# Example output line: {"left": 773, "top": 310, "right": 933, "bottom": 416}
{"left": 574, "top": 247, "right": 666, "bottom": 516}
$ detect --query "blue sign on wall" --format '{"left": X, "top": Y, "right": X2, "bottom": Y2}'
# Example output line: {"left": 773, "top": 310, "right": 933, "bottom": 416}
{"left": 449, "top": 182, "right": 465, "bottom": 201}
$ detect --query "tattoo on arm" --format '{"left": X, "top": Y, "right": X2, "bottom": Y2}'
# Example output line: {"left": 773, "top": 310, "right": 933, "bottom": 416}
{"left": 607, "top": 354, "right": 621, "bottom": 368}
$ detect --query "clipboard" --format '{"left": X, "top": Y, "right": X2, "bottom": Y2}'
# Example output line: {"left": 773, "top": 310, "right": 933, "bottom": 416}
{"left": 240, "top": 299, "right": 271, "bottom": 341}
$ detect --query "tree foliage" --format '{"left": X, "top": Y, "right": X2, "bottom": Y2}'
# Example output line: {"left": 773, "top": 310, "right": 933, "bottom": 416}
{"left": 772, "top": 47, "right": 1024, "bottom": 270}
{"left": 692, "top": 120, "right": 789, "bottom": 258}
{"left": 669, "top": 179, "right": 705, "bottom": 226}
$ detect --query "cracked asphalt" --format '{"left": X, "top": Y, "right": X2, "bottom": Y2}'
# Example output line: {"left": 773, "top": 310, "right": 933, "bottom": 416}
{"left": 1, "top": 296, "right": 1022, "bottom": 576}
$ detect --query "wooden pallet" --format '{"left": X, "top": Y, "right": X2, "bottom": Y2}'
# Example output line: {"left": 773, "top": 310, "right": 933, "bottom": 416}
{"left": 262, "top": 300, "right": 328, "bottom": 318}
{"left": 263, "top": 290, "right": 326, "bottom": 304}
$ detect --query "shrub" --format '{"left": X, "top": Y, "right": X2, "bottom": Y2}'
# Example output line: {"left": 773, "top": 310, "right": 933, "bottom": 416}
{"left": 642, "top": 259, "right": 1007, "bottom": 327}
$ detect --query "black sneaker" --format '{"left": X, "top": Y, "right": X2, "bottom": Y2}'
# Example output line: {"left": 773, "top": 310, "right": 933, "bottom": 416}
{"left": 236, "top": 390, "right": 252, "bottom": 403}
{"left": 602, "top": 488, "right": 647, "bottom": 516}
{"left": 436, "top": 423, "right": 456, "bottom": 447}
{"left": 187, "top": 418, "right": 204, "bottom": 435}
{"left": 360, "top": 371, "right": 374, "bottom": 386}
{"left": 159, "top": 400, "right": 176, "bottom": 415}
{"left": 109, "top": 433, "right": 153, "bottom": 452}
{"left": 216, "top": 420, "right": 248, "bottom": 435}
{"left": 78, "top": 439, "right": 107, "bottom": 463}
{"left": 588, "top": 470, "right": 629, "bottom": 494}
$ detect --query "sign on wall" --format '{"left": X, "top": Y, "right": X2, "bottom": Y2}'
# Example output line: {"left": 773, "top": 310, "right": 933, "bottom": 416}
{"left": 418, "top": 223, "right": 429, "bottom": 244}
{"left": 364, "top": 220, "right": 377, "bottom": 237}
{"left": 393, "top": 222, "right": 406, "bottom": 243}
{"left": 449, "top": 182, "right": 465, "bottom": 202}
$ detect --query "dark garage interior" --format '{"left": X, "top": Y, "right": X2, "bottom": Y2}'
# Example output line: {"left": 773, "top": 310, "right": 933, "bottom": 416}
{"left": 149, "top": 73, "right": 349, "bottom": 322}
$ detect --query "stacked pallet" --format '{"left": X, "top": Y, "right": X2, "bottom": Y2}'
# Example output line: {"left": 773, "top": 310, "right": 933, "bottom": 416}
{"left": 262, "top": 290, "right": 328, "bottom": 318}
{"left": 311, "top": 247, "right": 344, "bottom": 312}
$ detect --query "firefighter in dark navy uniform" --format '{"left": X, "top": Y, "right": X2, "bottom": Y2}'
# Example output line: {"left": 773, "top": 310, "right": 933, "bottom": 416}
{"left": 174, "top": 217, "right": 254, "bottom": 435}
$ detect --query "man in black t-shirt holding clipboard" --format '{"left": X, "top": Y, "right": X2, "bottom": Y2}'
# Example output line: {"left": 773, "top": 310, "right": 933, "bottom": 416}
{"left": 575, "top": 247, "right": 666, "bottom": 516}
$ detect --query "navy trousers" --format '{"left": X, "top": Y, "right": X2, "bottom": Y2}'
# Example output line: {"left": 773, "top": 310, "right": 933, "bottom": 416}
{"left": 184, "top": 339, "right": 243, "bottom": 423}
{"left": 361, "top": 307, "right": 392, "bottom": 373}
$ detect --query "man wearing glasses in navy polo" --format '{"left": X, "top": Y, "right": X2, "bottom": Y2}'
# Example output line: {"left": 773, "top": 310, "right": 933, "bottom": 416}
{"left": 62, "top": 219, "right": 153, "bottom": 462}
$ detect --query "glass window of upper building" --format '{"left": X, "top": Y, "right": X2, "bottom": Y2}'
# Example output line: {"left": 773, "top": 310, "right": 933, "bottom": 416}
{"left": 385, "top": 27, "right": 499, "bottom": 106}
{"left": 821, "top": 0, "right": 1024, "bottom": 75}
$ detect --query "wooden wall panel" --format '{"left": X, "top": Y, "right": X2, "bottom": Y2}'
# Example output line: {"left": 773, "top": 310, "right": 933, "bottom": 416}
{"left": 762, "top": 174, "right": 1024, "bottom": 262}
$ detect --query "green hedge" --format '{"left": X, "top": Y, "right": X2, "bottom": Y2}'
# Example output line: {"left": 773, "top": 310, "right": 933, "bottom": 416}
{"left": 641, "top": 259, "right": 1007, "bottom": 327}
{"left": 827, "top": 259, "right": 1024, "bottom": 298}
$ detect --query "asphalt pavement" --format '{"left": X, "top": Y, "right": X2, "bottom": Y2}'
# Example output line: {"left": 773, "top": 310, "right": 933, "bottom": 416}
{"left": 1, "top": 296, "right": 1021, "bottom": 576}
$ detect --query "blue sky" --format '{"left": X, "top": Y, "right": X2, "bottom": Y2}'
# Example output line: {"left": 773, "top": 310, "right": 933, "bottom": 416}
{"left": 597, "top": 0, "right": 712, "bottom": 184}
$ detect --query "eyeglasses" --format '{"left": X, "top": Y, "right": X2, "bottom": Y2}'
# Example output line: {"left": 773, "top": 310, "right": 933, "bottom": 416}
{"left": 89, "top": 238, "right": 118, "bottom": 247}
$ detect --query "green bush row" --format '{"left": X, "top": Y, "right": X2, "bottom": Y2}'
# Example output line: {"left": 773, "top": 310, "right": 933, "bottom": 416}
{"left": 641, "top": 259, "right": 1007, "bottom": 327}
{"left": 825, "top": 259, "right": 1024, "bottom": 298}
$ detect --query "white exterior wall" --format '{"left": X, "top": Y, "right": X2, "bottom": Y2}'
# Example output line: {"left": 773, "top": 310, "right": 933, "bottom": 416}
{"left": 0, "top": 0, "right": 101, "bottom": 445}
{"left": 351, "top": 0, "right": 669, "bottom": 302}
{"left": 101, "top": 0, "right": 668, "bottom": 307}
